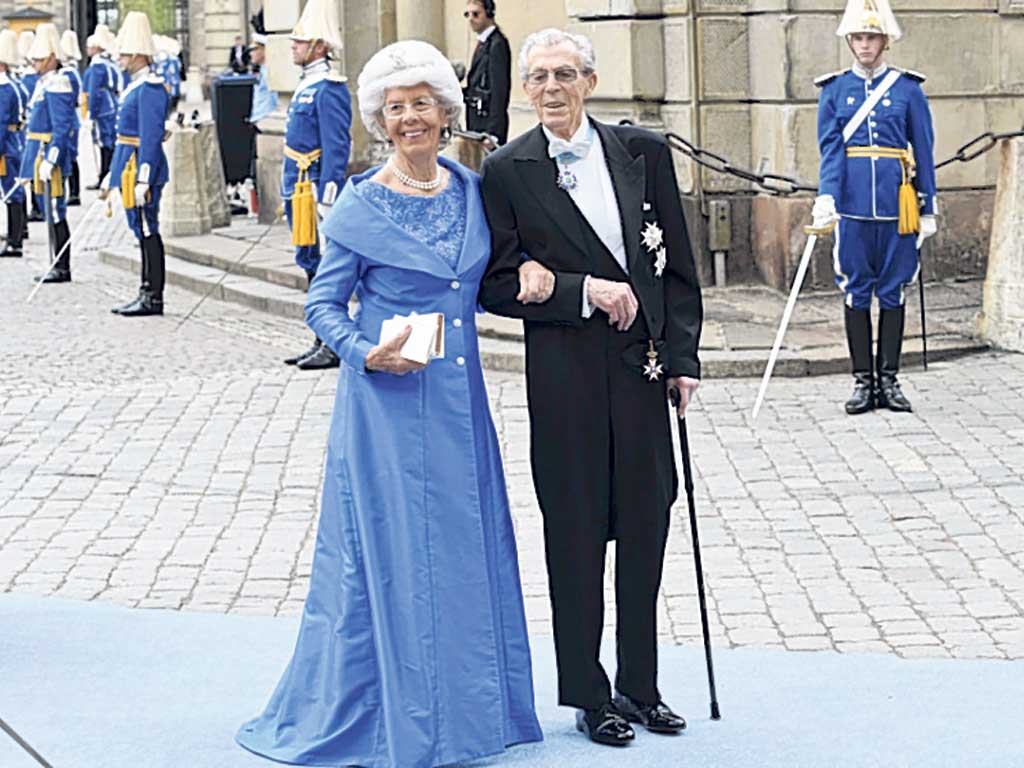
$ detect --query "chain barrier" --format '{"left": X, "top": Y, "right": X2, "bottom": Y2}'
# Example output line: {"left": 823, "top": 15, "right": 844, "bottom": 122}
{"left": 620, "top": 120, "right": 1024, "bottom": 195}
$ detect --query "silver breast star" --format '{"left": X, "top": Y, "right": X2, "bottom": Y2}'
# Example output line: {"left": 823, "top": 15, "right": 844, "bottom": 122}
{"left": 641, "top": 221, "right": 664, "bottom": 252}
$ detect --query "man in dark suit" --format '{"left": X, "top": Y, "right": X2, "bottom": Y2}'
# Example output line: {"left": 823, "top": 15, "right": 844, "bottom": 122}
{"left": 229, "top": 35, "right": 250, "bottom": 74}
{"left": 479, "top": 27, "right": 702, "bottom": 750}
{"left": 463, "top": 0, "right": 511, "bottom": 144}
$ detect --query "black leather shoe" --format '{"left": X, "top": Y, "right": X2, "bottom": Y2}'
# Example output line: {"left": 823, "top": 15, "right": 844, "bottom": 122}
{"left": 285, "top": 339, "right": 321, "bottom": 366}
{"left": 67, "top": 197, "right": 82, "bottom": 207}
{"left": 118, "top": 294, "right": 164, "bottom": 317}
{"left": 28, "top": 210, "right": 44, "bottom": 223}
{"left": 613, "top": 692, "right": 686, "bottom": 735}
{"left": 576, "top": 703, "right": 635, "bottom": 747}
{"left": 297, "top": 344, "right": 340, "bottom": 370}
{"left": 111, "top": 293, "right": 143, "bottom": 314}
{"left": 0, "top": 245, "right": 22, "bottom": 258}
{"left": 877, "top": 373, "right": 912, "bottom": 412}
{"left": 845, "top": 372, "right": 875, "bottom": 415}
{"left": 34, "top": 268, "right": 71, "bottom": 283}
{"left": 85, "top": 182, "right": 102, "bottom": 191}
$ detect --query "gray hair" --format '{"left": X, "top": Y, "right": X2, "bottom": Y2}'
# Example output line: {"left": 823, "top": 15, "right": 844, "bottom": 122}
{"left": 357, "top": 40, "right": 464, "bottom": 142}
{"left": 517, "top": 28, "right": 596, "bottom": 82}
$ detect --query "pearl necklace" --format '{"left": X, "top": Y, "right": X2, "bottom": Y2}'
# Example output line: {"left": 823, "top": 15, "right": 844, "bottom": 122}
{"left": 388, "top": 158, "right": 444, "bottom": 191}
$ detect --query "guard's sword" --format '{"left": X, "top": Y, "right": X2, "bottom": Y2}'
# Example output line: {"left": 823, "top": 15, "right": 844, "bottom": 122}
{"left": 751, "top": 220, "right": 836, "bottom": 421}
{"left": 0, "top": 177, "right": 30, "bottom": 206}
{"left": 42, "top": 178, "right": 55, "bottom": 266}
{"left": 25, "top": 196, "right": 106, "bottom": 303}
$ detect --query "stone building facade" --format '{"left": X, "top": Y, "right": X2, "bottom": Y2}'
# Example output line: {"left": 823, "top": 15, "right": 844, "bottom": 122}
{"left": 242, "top": 1, "right": 1024, "bottom": 289}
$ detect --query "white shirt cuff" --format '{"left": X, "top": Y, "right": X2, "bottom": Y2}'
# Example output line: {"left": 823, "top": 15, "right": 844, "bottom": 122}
{"left": 581, "top": 274, "right": 595, "bottom": 319}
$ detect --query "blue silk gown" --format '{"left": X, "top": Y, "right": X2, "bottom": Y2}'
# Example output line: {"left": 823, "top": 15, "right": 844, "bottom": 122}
{"left": 236, "top": 158, "right": 543, "bottom": 767}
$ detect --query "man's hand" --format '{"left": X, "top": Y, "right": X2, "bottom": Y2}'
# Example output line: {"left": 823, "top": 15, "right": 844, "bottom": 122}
{"left": 517, "top": 260, "right": 555, "bottom": 304}
{"left": 317, "top": 203, "right": 332, "bottom": 221}
{"left": 668, "top": 376, "right": 700, "bottom": 418}
{"left": 916, "top": 215, "right": 937, "bottom": 250}
{"left": 811, "top": 194, "right": 838, "bottom": 231}
{"left": 38, "top": 160, "right": 54, "bottom": 180}
{"left": 134, "top": 182, "right": 149, "bottom": 206}
{"left": 586, "top": 277, "right": 638, "bottom": 332}
{"left": 364, "top": 326, "right": 428, "bottom": 376}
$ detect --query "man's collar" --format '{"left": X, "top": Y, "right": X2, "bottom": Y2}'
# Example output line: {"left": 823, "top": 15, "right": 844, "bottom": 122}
{"left": 130, "top": 66, "right": 149, "bottom": 83}
{"left": 301, "top": 58, "right": 329, "bottom": 78}
{"left": 477, "top": 25, "right": 497, "bottom": 44}
{"left": 542, "top": 112, "right": 591, "bottom": 146}
{"left": 852, "top": 61, "right": 888, "bottom": 81}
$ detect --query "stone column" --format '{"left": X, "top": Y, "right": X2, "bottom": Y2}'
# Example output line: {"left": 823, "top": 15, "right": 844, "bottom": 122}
{"left": 977, "top": 138, "right": 1024, "bottom": 352}
{"left": 395, "top": 0, "right": 444, "bottom": 49}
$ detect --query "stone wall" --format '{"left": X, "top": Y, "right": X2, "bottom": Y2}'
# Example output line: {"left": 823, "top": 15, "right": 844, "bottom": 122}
{"left": 223, "top": 0, "right": 1024, "bottom": 291}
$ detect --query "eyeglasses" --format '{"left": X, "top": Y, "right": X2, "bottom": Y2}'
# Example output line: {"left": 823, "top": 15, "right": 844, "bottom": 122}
{"left": 525, "top": 67, "right": 583, "bottom": 87}
{"left": 381, "top": 96, "right": 440, "bottom": 119}
{"left": 463, "top": 10, "right": 481, "bottom": 18}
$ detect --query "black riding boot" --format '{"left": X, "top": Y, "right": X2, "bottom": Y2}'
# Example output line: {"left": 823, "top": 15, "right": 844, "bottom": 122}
{"left": 67, "top": 162, "right": 81, "bottom": 206}
{"left": 120, "top": 235, "right": 164, "bottom": 317}
{"left": 844, "top": 306, "right": 875, "bottom": 415}
{"left": 36, "top": 220, "right": 71, "bottom": 283}
{"left": 88, "top": 147, "right": 114, "bottom": 190}
{"left": 113, "top": 239, "right": 149, "bottom": 313}
{"left": 20, "top": 199, "right": 29, "bottom": 240}
{"left": 0, "top": 202, "right": 24, "bottom": 257}
{"left": 876, "top": 307, "right": 913, "bottom": 412}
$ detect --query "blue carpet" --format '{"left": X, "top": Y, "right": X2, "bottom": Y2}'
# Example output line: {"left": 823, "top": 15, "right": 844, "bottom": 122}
{"left": 0, "top": 595, "right": 1021, "bottom": 768}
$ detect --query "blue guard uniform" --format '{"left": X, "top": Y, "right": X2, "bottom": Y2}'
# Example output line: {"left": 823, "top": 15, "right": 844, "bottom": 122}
{"left": 82, "top": 52, "right": 120, "bottom": 183}
{"left": 281, "top": 58, "right": 351, "bottom": 277}
{"left": 107, "top": 66, "right": 170, "bottom": 315}
{"left": 59, "top": 60, "right": 83, "bottom": 204}
{"left": 816, "top": 63, "right": 936, "bottom": 311}
{"left": 0, "top": 71, "right": 26, "bottom": 257}
{"left": 154, "top": 51, "right": 181, "bottom": 115}
{"left": 19, "top": 68, "right": 75, "bottom": 281}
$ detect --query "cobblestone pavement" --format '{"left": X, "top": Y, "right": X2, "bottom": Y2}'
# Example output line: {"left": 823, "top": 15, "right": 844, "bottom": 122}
{"left": 2, "top": 254, "right": 1023, "bottom": 663}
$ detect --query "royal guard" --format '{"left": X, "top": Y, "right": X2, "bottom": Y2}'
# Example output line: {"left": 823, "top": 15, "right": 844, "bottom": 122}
{"left": 0, "top": 29, "right": 26, "bottom": 259}
{"left": 813, "top": 0, "right": 937, "bottom": 415}
{"left": 102, "top": 11, "right": 170, "bottom": 317}
{"left": 82, "top": 28, "right": 120, "bottom": 189}
{"left": 281, "top": 0, "right": 352, "bottom": 370}
{"left": 59, "top": 30, "right": 83, "bottom": 207}
{"left": 16, "top": 30, "right": 43, "bottom": 225}
{"left": 18, "top": 23, "right": 75, "bottom": 284}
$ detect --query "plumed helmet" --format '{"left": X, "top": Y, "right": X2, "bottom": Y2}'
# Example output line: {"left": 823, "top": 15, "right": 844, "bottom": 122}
{"left": 61, "top": 29, "right": 83, "bottom": 61}
{"left": 836, "top": 0, "right": 902, "bottom": 42}
{"left": 115, "top": 11, "right": 157, "bottom": 57}
{"left": 290, "top": 0, "right": 343, "bottom": 53}
{"left": 27, "top": 23, "right": 62, "bottom": 61}
{"left": 0, "top": 29, "right": 20, "bottom": 68}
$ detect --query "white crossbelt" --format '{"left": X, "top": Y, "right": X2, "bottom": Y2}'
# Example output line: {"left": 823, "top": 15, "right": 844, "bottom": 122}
{"left": 842, "top": 69, "right": 902, "bottom": 145}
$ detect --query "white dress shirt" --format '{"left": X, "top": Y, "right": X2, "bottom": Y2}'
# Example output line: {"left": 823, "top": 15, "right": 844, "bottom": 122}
{"left": 542, "top": 116, "right": 627, "bottom": 317}
{"left": 477, "top": 25, "right": 497, "bottom": 44}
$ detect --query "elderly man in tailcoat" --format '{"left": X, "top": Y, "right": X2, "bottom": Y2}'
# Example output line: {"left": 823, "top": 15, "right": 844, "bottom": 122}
{"left": 479, "top": 28, "right": 702, "bottom": 749}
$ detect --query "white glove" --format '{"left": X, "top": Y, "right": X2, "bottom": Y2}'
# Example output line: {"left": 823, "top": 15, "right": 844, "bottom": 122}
{"left": 916, "top": 215, "right": 937, "bottom": 250}
{"left": 317, "top": 203, "right": 332, "bottom": 221}
{"left": 38, "top": 160, "right": 54, "bottom": 180}
{"left": 134, "top": 182, "right": 149, "bottom": 206}
{"left": 811, "top": 194, "right": 839, "bottom": 230}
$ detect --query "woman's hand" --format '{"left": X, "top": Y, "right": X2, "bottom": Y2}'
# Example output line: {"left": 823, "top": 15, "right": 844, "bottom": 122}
{"left": 364, "top": 326, "right": 428, "bottom": 375}
{"left": 517, "top": 260, "right": 555, "bottom": 304}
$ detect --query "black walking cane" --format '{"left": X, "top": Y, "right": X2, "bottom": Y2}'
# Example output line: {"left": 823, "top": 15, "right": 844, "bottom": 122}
{"left": 669, "top": 387, "right": 721, "bottom": 721}
{"left": 0, "top": 715, "right": 54, "bottom": 768}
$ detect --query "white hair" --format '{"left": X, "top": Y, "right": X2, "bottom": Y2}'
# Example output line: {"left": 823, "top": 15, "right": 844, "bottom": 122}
{"left": 517, "top": 28, "right": 596, "bottom": 82}
{"left": 357, "top": 40, "right": 463, "bottom": 142}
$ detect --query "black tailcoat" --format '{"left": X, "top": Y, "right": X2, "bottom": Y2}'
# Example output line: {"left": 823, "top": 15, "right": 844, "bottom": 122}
{"left": 478, "top": 119, "right": 703, "bottom": 708}
{"left": 464, "top": 27, "right": 511, "bottom": 145}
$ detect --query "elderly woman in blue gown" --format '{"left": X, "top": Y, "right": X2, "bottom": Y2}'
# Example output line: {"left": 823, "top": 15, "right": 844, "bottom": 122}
{"left": 236, "top": 40, "right": 543, "bottom": 768}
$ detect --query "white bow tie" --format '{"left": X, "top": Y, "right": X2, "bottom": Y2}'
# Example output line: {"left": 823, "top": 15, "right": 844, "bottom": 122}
{"left": 548, "top": 135, "right": 593, "bottom": 162}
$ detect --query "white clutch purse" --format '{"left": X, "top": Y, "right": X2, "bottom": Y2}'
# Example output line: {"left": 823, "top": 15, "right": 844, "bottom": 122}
{"left": 378, "top": 312, "right": 445, "bottom": 365}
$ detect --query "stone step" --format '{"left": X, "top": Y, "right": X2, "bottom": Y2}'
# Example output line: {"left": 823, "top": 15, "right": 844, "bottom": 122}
{"left": 99, "top": 243, "right": 989, "bottom": 379}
